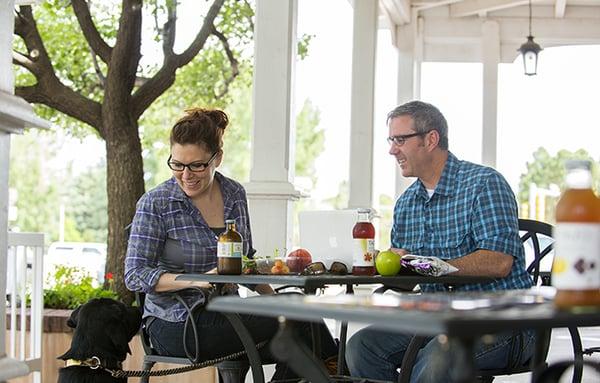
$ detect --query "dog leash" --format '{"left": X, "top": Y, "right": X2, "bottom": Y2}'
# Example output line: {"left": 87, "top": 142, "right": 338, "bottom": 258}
{"left": 88, "top": 340, "right": 267, "bottom": 378}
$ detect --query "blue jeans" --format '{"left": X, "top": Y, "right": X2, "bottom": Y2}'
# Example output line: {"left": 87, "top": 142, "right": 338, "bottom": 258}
{"left": 147, "top": 311, "right": 338, "bottom": 380}
{"left": 346, "top": 327, "right": 535, "bottom": 383}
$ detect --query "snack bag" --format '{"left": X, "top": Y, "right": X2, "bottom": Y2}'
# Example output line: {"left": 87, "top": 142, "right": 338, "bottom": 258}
{"left": 401, "top": 254, "right": 458, "bottom": 277}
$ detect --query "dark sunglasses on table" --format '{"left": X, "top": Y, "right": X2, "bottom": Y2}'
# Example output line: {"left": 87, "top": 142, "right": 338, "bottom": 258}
{"left": 167, "top": 151, "right": 218, "bottom": 172}
{"left": 300, "top": 261, "right": 348, "bottom": 276}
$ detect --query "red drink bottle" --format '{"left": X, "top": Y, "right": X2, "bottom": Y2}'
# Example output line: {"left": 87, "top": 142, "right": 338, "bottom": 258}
{"left": 352, "top": 208, "right": 376, "bottom": 275}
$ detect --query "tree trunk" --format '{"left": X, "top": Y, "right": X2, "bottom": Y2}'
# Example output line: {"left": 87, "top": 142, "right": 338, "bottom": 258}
{"left": 104, "top": 114, "right": 145, "bottom": 305}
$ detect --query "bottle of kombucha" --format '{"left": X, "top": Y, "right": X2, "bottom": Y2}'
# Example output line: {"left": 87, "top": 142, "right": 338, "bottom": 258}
{"left": 217, "top": 219, "right": 243, "bottom": 275}
{"left": 352, "top": 208, "right": 376, "bottom": 276}
{"left": 552, "top": 160, "right": 600, "bottom": 311}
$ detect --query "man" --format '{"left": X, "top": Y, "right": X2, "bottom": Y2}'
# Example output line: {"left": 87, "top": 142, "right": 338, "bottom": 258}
{"left": 346, "top": 101, "right": 534, "bottom": 383}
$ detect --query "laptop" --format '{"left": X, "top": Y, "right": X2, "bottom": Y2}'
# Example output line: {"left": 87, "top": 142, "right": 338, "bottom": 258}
{"left": 298, "top": 209, "right": 358, "bottom": 269}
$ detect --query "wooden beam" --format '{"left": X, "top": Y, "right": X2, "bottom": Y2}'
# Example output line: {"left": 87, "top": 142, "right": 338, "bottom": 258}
{"left": 555, "top": 0, "right": 567, "bottom": 18}
{"left": 450, "top": 0, "right": 528, "bottom": 18}
{"left": 380, "top": 0, "right": 410, "bottom": 24}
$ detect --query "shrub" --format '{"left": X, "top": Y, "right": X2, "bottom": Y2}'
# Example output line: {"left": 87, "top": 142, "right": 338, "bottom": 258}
{"left": 44, "top": 265, "right": 118, "bottom": 309}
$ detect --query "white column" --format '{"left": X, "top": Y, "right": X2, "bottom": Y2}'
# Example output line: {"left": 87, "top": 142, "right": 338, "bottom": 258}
{"left": 246, "top": 0, "right": 300, "bottom": 256}
{"left": 0, "top": 2, "right": 48, "bottom": 379}
{"left": 481, "top": 20, "right": 499, "bottom": 167}
{"left": 0, "top": 1, "right": 26, "bottom": 379}
{"left": 348, "top": 0, "right": 378, "bottom": 209}
{"left": 393, "top": 13, "right": 419, "bottom": 199}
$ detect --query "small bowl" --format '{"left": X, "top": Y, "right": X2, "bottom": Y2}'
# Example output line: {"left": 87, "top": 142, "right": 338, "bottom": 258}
{"left": 255, "top": 257, "right": 289, "bottom": 274}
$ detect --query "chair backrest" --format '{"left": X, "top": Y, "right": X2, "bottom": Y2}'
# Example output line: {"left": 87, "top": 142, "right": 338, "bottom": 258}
{"left": 519, "top": 218, "right": 554, "bottom": 286}
{"left": 135, "top": 292, "right": 158, "bottom": 356}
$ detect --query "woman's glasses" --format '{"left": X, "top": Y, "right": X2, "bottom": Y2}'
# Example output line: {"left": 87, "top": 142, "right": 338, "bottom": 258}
{"left": 300, "top": 261, "right": 348, "bottom": 276}
{"left": 167, "top": 152, "right": 218, "bottom": 172}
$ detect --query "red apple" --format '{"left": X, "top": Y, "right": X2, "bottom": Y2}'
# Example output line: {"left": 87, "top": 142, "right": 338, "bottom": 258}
{"left": 286, "top": 248, "right": 312, "bottom": 273}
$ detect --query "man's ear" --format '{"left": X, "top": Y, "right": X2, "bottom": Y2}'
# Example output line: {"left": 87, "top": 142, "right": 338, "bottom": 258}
{"left": 426, "top": 130, "right": 440, "bottom": 150}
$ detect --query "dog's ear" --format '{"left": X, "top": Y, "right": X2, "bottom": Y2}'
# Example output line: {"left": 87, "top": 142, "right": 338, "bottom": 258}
{"left": 66, "top": 305, "right": 82, "bottom": 328}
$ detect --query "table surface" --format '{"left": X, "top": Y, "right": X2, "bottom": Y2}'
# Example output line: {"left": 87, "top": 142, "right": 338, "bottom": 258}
{"left": 207, "top": 291, "right": 600, "bottom": 338}
{"left": 176, "top": 272, "right": 494, "bottom": 290}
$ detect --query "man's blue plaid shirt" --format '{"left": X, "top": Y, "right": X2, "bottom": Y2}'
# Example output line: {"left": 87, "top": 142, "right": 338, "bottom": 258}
{"left": 125, "top": 172, "right": 253, "bottom": 321}
{"left": 392, "top": 152, "right": 532, "bottom": 292}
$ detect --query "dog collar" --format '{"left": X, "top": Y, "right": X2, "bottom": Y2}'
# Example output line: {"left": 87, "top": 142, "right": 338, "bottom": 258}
{"left": 65, "top": 356, "right": 101, "bottom": 369}
{"left": 65, "top": 356, "right": 122, "bottom": 370}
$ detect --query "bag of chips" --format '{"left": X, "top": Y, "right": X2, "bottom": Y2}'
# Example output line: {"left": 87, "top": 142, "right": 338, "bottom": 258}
{"left": 401, "top": 254, "right": 458, "bottom": 277}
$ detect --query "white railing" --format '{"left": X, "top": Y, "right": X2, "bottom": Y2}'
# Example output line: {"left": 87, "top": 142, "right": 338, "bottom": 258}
{"left": 7, "top": 232, "right": 44, "bottom": 383}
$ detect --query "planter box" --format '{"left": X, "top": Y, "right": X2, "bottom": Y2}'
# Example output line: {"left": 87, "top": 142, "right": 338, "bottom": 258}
{"left": 6, "top": 309, "right": 216, "bottom": 383}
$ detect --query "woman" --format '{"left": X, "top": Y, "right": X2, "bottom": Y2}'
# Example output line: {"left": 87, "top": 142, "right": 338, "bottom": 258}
{"left": 124, "top": 108, "right": 337, "bottom": 379}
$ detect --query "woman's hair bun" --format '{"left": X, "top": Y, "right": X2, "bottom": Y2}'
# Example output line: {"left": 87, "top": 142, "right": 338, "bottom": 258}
{"left": 206, "top": 109, "right": 229, "bottom": 130}
{"left": 181, "top": 107, "right": 228, "bottom": 130}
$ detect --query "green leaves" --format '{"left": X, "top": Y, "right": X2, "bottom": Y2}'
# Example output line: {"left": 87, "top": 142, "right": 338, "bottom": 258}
{"left": 43, "top": 265, "right": 118, "bottom": 309}
{"left": 518, "top": 147, "right": 600, "bottom": 222}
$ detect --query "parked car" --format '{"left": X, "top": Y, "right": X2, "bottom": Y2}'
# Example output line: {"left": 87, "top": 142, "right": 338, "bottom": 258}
{"left": 44, "top": 242, "right": 107, "bottom": 287}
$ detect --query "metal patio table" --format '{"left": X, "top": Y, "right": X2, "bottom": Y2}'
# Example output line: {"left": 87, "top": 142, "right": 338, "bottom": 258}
{"left": 176, "top": 272, "right": 493, "bottom": 381}
{"left": 207, "top": 292, "right": 600, "bottom": 383}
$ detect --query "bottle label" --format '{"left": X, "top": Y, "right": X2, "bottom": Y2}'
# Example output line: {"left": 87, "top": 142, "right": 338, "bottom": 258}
{"left": 352, "top": 238, "right": 375, "bottom": 267}
{"left": 217, "top": 242, "right": 243, "bottom": 258}
{"left": 552, "top": 223, "right": 600, "bottom": 290}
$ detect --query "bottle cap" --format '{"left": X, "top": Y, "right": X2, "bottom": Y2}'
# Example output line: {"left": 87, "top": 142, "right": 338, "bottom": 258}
{"left": 225, "top": 219, "right": 235, "bottom": 224}
{"left": 564, "top": 159, "right": 591, "bottom": 171}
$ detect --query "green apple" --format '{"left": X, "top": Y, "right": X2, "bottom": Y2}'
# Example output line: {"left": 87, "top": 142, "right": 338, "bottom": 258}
{"left": 375, "top": 250, "right": 401, "bottom": 276}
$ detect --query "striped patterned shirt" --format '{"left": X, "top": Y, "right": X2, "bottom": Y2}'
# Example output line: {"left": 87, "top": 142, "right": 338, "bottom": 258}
{"left": 391, "top": 152, "right": 532, "bottom": 292}
{"left": 124, "top": 172, "right": 252, "bottom": 322}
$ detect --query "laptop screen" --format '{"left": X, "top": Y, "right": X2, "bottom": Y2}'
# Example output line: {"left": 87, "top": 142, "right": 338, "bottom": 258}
{"left": 298, "top": 209, "right": 358, "bottom": 268}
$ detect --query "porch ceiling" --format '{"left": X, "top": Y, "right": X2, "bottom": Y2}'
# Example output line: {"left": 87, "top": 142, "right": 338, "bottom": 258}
{"left": 380, "top": 0, "right": 600, "bottom": 63}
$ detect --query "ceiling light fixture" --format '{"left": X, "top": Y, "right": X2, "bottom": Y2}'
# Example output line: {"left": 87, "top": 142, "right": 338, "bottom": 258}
{"left": 518, "top": 0, "right": 543, "bottom": 75}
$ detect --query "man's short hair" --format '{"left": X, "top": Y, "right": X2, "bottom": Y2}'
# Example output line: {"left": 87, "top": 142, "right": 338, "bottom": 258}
{"left": 387, "top": 101, "right": 449, "bottom": 150}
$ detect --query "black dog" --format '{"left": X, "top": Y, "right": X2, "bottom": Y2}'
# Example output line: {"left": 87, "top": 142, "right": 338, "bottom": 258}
{"left": 57, "top": 298, "right": 142, "bottom": 382}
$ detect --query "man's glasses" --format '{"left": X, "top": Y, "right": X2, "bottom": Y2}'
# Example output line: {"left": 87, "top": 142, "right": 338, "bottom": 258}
{"left": 386, "top": 131, "right": 430, "bottom": 146}
{"left": 167, "top": 152, "right": 218, "bottom": 172}
{"left": 300, "top": 261, "right": 348, "bottom": 276}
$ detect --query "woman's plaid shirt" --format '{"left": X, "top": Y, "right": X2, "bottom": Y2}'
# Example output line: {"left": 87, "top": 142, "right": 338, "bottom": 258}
{"left": 125, "top": 172, "right": 252, "bottom": 321}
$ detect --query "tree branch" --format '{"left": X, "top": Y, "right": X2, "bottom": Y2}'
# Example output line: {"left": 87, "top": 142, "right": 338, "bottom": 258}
{"left": 71, "top": 0, "right": 112, "bottom": 63}
{"left": 12, "top": 50, "right": 36, "bottom": 72}
{"left": 16, "top": 84, "right": 104, "bottom": 137}
{"left": 212, "top": 26, "right": 239, "bottom": 99}
{"left": 162, "top": 0, "right": 177, "bottom": 57}
{"left": 14, "top": 6, "right": 54, "bottom": 77}
{"left": 14, "top": 6, "right": 103, "bottom": 136}
{"left": 89, "top": 48, "right": 107, "bottom": 87}
{"left": 243, "top": 0, "right": 254, "bottom": 32}
{"left": 176, "top": 0, "right": 224, "bottom": 64}
{"left": 104, "top": 0, "right": 143, "bottom": 105}
{"left": 131, "top": 0, "right": 225, "bottom": 119}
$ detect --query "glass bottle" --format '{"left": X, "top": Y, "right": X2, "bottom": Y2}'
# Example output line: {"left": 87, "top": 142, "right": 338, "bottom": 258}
{"left": 352, "top": 208, "right": 376, "bottom": 275}
{"left": 217, "top": 219, "right": 243, "bottom": 275}
{"left": 552, "top": 160, "right": 600, "bottom": 311}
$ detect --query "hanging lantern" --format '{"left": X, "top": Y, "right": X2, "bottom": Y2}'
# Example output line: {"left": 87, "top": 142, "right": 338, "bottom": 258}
{"left": 518, "top": 36, "right": 543, "bottom": 75}
{"left": 518, "top": 0, "right": 543, "bottom": 76}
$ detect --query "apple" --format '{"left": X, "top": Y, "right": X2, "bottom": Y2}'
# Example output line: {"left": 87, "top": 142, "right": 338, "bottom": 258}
{"left": 286, "top": 248, "right": 312, "bottom": 273}
{"left": 375, "top": 250, "right": 401, "bottom": 276}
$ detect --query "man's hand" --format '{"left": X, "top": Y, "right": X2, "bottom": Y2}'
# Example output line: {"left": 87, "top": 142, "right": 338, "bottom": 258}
{"left": 390, "top": 248, "right": 409, "bottom": 256}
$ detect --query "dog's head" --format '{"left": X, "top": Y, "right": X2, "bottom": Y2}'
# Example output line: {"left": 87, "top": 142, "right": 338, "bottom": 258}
{"left": 58, "top": 298, "right": 142, "bottom": 363}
